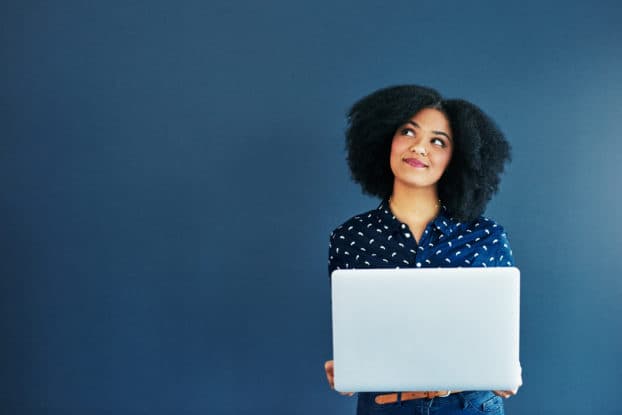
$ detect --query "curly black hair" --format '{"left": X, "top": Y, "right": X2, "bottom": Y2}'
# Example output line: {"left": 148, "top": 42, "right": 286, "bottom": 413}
{"left": 345, "top": 85, "right": 511, "bottom": 223}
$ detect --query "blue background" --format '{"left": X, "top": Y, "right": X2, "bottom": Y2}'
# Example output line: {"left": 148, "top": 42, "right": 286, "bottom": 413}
{"left": 2, "top": 1, "right": 621, "bottom": 414}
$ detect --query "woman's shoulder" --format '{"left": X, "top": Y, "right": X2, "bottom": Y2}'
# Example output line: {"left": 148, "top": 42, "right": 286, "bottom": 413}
{"left": 449, "top": 214, "right": 514, "bottom": 263}
{"left": 454, "top": 214, "right": 509, "bottom": 236}
{"left": 329, "top": 203, "right": 386, "bottom": 240}
{"left": 441, "top": 212, "right": 512, "bottom": 248}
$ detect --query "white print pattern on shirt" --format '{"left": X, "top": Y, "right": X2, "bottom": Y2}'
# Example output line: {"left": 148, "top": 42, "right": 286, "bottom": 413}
{"left": 328, "top": 200, "right": 515, "bottom": 273}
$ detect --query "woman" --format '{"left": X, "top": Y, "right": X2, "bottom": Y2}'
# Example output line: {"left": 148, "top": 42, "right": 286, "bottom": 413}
{"left": 324, "top": 85, "right": 520, "bottom": 414}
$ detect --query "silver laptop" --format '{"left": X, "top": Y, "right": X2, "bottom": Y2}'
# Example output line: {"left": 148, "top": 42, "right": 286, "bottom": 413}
{"left": 331, "top": 267, "right": 521, "bottom": 392}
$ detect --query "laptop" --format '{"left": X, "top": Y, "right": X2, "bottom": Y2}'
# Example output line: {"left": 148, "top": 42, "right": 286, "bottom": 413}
{"left": 331, "top": 267, "right": 521, "bottom": 392}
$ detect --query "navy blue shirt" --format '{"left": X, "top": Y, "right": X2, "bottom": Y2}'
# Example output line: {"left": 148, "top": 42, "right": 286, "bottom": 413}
{"left": 328, "top": 200, "right": 514, "bottom": 275}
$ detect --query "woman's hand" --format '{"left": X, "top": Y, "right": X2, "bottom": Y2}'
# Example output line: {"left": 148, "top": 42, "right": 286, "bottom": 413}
{"left": 494, "top": 365, "right": 522, "bottom": 398}
{"left": 324, "top": 360, "right": 354, "bottom": 396}
{"left": 493, "top": 389, "right": 518, "bottom": 398}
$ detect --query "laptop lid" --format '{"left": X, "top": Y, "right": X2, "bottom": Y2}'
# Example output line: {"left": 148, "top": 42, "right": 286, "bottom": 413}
{"left": 331, "top": 267, "right": 521, "bottom": 392}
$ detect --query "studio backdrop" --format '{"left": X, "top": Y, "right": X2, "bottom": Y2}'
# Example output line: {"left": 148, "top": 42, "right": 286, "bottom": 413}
{"left": 2, "top": 1, "right": 621, "bottom": 414}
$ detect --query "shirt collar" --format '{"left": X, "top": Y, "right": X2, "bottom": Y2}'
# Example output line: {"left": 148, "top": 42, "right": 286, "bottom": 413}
{"left": 377, "top": 199, "right": 457, "bottom": 236}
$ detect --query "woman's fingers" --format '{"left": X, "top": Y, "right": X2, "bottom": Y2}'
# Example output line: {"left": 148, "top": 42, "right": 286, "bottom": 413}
{"left": 324, "top": 360, "right": 334, "bottom": 374}
{"left": 324, "top": 360, "right": 337, "bottom": 390}
{"left": 324, "top": 360, "right": 335, "bottom": 388}
{"left": 493, "top": 389, "right": 517, "bottom": 398}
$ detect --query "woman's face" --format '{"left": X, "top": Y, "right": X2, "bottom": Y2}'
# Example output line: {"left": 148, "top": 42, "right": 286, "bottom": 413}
{"left": 389, "top": 108, "right": 453, "bottom": 191}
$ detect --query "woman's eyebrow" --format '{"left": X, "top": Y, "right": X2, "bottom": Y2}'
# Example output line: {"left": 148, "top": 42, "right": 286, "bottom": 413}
{"left": 406, "top": 121, "right": 452, "bottom": 141}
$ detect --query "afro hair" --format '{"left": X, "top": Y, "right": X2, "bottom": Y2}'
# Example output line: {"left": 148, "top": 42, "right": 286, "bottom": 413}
{"left": 345, "top": 85, "right": 511, "bottom": 223}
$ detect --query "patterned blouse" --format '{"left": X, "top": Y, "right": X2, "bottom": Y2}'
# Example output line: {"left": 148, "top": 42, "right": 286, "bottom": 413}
{"left": 328, "top": 200, "right": 514, "bottom": 275}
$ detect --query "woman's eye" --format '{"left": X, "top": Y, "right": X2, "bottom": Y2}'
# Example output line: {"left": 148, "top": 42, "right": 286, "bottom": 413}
{"left": 431, "top": 138, "right": 445, "bottom": 147}
{"left": 401, "top": 128, "right": 414, "bottom": 137}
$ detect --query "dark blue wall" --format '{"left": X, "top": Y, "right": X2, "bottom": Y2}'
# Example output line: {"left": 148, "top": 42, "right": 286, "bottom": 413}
{"left": 2, "top": 1, "right": 621, "bottom": 414}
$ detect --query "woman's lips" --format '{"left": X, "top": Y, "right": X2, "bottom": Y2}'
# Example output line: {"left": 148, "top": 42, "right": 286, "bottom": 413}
{"left": 404, "top": 158, "right": 428, "bottom": 168}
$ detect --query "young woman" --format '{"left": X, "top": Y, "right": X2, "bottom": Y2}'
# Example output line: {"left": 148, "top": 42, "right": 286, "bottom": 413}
{"left": 324, "top": 85, "right": 520, "bottom": 415}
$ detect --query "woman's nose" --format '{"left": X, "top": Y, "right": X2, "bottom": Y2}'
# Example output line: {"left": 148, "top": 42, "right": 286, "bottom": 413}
{"left": 410, "top": 143, "right": 428, "bottom": 156}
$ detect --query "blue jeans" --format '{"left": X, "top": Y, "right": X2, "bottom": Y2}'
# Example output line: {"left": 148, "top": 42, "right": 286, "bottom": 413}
{"left": 356, "top": 391, "right": 504, "bottom": 415}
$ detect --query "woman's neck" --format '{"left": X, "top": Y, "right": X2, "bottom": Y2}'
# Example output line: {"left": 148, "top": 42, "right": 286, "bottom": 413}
{"left": 389, "top": 183, "right": 441, "bottom": 226}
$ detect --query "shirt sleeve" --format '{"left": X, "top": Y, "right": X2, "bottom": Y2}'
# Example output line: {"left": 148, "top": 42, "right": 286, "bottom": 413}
{"left": 328, "top": 230, "right": 346, "bottom": 278}
{"left": 493, "top": 229, "right": 515, "bottom": 267}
